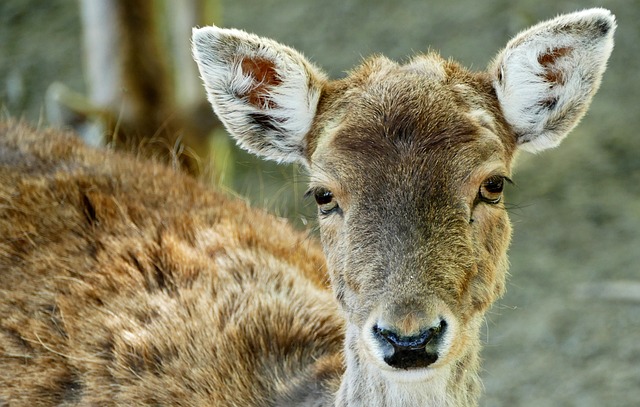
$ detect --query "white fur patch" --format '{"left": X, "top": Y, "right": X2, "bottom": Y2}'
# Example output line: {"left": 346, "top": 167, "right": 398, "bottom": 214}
{"left": 490, "top": 8, "right": 616, "bottom": 152}
{"left": 467, "top": 108, "right": 497, "bottom": 133}
{"left": 192, "top": 26, "right": 327, "bottom": 163}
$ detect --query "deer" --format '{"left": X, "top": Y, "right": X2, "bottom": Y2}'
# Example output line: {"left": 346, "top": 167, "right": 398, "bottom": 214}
{"left": 0, "top": 8, "right": 614, "bottom": 407}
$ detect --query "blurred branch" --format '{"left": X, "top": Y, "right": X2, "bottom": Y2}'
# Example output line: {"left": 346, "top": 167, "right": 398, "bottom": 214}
{"left": 47, "top": 0, "right": 223, "bottom": 177}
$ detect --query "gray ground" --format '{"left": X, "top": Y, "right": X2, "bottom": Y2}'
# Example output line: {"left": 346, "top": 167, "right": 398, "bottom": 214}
{"left": 2, "top": 0, "right": 639, "bottom": 406}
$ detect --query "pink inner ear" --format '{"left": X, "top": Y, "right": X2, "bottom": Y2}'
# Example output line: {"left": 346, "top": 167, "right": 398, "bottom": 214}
{"left": 240, "top": 57, "right": 282, "bottom": 108}
{"left": 538, "top": 47, "right": 572, "bottom": 84}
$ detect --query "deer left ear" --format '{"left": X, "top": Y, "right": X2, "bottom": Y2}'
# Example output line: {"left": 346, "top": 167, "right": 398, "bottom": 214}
{"left": 490, "top": 8, "right": 615, "bottom": 152}
{"left": 192, "top": 26, "right": 327, "bottom": 163}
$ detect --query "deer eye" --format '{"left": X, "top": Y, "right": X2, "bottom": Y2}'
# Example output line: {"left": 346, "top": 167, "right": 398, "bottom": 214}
{"left": 313, "top": 188, "right": 339, "bottom": 215}
{"left": 478, "top": 175, "right": 506, "bottom": 204}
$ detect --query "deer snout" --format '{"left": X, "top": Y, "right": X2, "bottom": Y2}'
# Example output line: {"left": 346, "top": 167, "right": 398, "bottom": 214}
{"left": 372, "top": 319, "right": 447, "bottom": 370}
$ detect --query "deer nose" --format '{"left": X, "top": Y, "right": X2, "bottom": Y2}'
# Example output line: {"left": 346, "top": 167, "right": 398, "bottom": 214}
{"left": 372, "top": 319, "right": 447, "bottom": 369}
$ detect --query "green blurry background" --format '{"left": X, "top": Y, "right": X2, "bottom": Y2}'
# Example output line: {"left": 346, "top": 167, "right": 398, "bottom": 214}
{"left": 1, "top": 1, "right": 638, "bottom": 405}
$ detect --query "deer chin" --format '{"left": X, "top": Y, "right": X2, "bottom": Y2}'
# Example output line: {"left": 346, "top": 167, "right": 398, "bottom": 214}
{"left": 378, "top": 363, "right": 446, "bottom": 383}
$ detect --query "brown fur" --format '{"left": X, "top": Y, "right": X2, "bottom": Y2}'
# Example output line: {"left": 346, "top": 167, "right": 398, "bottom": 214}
{"left": 241, "top": 57, "right": 283, "bottom": 108}
{"left": 0, "top": 121, "right": 343, "bottom": 406}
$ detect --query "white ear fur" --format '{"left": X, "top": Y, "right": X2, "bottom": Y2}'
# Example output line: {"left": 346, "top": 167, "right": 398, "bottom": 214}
{"left": 490, "top": 8, "right": 615, "bottom": 152}
{"left": 192, "top": 26, "right": 327, "bottom": 163}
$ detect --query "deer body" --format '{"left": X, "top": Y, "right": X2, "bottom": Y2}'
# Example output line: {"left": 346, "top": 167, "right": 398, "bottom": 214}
{"left": 0, "top": 122, "right": 343, "bottom": 406}
{"left": 0, "top": 9, "right": 614, "bottom": 406}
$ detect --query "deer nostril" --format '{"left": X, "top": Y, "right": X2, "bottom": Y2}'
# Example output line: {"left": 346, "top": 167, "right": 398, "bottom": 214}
{"left": 374, "top": 320, "right": 446, "bottom": 350}
{"left": 372, "top": 320, "right": 447, "bottom": 369}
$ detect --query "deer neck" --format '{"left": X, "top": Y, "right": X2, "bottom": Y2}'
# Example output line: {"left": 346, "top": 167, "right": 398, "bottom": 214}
{"left": 334, "top": 324, "right": 481, "bottom": 407}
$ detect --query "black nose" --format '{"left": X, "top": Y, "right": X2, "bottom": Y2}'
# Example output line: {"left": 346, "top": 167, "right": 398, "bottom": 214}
{"left": 373, "top": 320, "right": 447, "bottom": 369}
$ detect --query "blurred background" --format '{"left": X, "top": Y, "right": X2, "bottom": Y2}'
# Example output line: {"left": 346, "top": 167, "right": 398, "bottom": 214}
{"left": 1, "top": 0, "right": 638, "bottom": 405}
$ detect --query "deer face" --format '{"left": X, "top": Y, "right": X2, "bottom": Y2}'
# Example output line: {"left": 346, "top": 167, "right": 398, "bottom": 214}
{"left": 192, "top": 8, "right": 614, "bottom": 378}
{"left": 306, "top": 58, "right": 516, "bottom": 373}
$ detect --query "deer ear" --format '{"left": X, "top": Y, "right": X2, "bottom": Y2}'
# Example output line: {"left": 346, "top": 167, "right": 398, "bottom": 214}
{"left": 192, "top": 26, "right": 327, "bottom": 163}
{"left": 490, "top": 8, "right": 615, "bottom": 152}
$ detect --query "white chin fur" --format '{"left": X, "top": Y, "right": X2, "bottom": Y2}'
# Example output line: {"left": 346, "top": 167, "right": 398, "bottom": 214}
{"left": 379, "top": 365, "right": 445, "bottom": 383}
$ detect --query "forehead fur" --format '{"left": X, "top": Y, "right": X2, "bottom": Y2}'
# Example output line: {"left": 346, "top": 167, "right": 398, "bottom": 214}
{"left": 308, "top": 54, "right": 516, "bottom": 181}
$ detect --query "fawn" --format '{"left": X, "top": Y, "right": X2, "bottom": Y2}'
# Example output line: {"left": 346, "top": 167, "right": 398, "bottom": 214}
{"left": 0, "top": 8, "right": 614, "bottom": 406}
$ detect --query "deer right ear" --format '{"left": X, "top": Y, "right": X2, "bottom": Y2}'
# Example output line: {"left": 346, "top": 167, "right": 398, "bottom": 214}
{"left": 192, "top": 26, "right": 327, "bottom": 164}
{"left": 490, "top": 8, "right": 615, "bottom": 153}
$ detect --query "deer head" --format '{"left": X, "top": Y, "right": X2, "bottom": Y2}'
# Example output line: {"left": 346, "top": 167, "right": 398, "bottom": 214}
{"left": 192, "top": 8, "right": 614, "bottom": 401}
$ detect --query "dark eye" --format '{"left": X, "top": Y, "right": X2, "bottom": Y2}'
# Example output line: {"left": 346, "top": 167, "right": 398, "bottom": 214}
{"left": 313, "top": 188, "right": 339, "bottom": 215}
{"left": 479, "top": 175, "right": 505, "bottom": 204}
